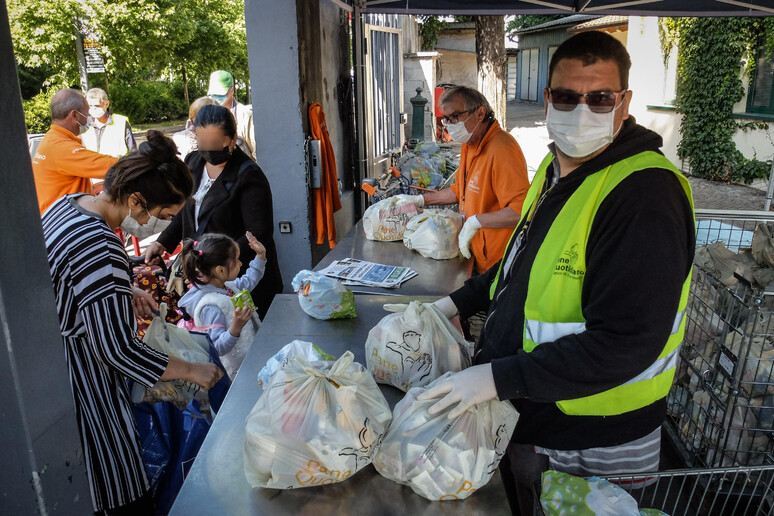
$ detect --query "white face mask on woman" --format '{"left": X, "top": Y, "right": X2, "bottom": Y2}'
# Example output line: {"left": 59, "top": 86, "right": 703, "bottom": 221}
{"left": 120, "top": 207, "right": 163, "bottom": 239}
{"left": 546, "top": 102, "right": 623, "bottom": 158}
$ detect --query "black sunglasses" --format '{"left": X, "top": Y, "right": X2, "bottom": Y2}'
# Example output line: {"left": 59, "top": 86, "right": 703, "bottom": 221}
{"left": 441, "top": 110, "right": 470, "bottom": 126}
{"left": 546, "top": 88, "right": 626, "bottom": 114}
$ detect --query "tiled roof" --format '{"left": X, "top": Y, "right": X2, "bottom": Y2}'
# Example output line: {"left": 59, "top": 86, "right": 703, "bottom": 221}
{"left": 512, "top": 14, "right": 600, "bottom": 35}
{"left": 568, "top": 15, "right": 629, "bottom": 32}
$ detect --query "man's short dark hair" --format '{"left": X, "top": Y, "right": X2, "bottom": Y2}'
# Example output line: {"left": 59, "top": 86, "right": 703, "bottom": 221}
{"left": 548, "top": 31, "right": 632, "bottom": 90}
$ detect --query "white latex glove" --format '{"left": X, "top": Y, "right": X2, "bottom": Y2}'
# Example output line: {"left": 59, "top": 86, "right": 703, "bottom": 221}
{"left": 458, "top": 215, "right": 482, "bottom": 259}
{"left": 395, "top": 194, "right": 425, "bottom": 207}
{"left": 417, "top": 363, "right": 498, "bottom": 419}
{"left": 433, "top": 296, "right": 458, "bottom": 319}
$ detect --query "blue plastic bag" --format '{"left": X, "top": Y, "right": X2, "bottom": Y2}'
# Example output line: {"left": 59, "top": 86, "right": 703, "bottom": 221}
{"left": 131, "top": 331, "right": 231, "bottom": 515}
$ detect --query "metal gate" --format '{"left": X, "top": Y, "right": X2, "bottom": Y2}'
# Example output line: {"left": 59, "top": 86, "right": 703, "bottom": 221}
{"left": 363, "top": 15, "right": 404, "bottom": 179}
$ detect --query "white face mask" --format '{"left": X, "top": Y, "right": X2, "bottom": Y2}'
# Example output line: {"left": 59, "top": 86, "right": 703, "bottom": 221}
{"left": 76, "top": 111, "right": 92, "bottom": 134}
{"left": 546, "top": 102, "right": 623, "bottom": 158}
{"left": 120, "top": 207, "right": 163, "bottom": 239}
{"left": 89, "top": 106, "right": 106, "bottom": 119}
{"left": 445, "top": 116, "right": 481, "bottom": 144}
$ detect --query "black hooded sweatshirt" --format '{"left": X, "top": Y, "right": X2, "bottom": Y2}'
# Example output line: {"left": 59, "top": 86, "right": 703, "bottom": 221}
{"left": 449, "top": 117, "right": 695, "bottom": 450}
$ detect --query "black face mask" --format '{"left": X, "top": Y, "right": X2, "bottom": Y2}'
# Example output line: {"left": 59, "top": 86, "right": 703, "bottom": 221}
{"left": 199, "top": 145, "right": 232, "bottom": 165}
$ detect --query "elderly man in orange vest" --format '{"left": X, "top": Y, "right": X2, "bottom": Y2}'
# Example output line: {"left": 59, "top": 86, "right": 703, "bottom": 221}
{"left": 32, "top": 89, "right": 118, "bottom": 214}
{"left": 399, "top": 86, "right": 530, "bottom": 274}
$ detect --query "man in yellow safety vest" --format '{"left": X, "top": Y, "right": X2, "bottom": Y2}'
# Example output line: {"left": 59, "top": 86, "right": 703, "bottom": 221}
{"left": 417, "top": 31, "right": 695, "bottom": 514}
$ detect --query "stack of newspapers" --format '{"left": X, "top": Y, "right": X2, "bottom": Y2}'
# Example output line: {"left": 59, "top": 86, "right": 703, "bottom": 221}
{"left": 318, "top": 258, "right": 417, "bottom": 289}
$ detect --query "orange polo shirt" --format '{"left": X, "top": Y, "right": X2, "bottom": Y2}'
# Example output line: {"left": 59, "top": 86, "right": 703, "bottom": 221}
{"left": 451, "top": 120, "right": 530, "bottom": 272}
{"left": 32, "top": 124, "right": 118, "bottom": 214}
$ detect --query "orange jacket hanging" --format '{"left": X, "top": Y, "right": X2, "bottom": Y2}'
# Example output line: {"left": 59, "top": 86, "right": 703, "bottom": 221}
{"left": 308, "top": 103, "right": 341, "bottom": 248}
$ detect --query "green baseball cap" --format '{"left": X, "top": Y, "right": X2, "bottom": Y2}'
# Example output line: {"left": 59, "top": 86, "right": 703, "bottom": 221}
{"left": 208, "top": 70, "right": 234, "bottom": 96}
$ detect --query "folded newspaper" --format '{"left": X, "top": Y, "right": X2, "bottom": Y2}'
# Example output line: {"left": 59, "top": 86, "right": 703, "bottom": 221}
{"left": 318, "top": 258, "right": 417, "bottom": 289}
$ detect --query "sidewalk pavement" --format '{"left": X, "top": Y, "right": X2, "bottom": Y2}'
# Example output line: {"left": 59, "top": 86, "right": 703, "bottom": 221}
{"left": 505, "top": 100, "right": 773, "bottom": 212}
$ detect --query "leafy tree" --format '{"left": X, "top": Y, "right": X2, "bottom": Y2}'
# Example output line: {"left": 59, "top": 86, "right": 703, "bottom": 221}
{"left": 9, "top": 0, "right": 249, "bottom": 106}
{"left": 506, "top": 15, "right": 563, "bottom": 39}
{"left": 662, "top": 17, "right": 774, "bottom": 183}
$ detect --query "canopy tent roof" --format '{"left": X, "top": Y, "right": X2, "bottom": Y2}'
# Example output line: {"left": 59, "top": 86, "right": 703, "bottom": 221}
{"left": 356, "top": 0, "right": 774, "bottom": 16}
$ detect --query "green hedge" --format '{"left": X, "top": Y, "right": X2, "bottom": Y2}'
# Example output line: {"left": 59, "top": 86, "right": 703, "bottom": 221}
{"left": 110, "top": 80, "right": 206, "bottom": 125}
{"left": 23, "top": 89, "right": 55, "bottom": 134}
{"left": 22, "top": 79, "right": 247, "bottom": 133}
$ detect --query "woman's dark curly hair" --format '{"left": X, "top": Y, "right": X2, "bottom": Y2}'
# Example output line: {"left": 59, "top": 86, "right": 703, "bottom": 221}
{"left": 102, "top": 130, "right": 193, "bottom": 208}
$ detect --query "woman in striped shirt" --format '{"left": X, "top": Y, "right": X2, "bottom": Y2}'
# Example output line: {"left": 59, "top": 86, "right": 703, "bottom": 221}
{"left": 43, "top": 131, "right": 223, "bottom": 515}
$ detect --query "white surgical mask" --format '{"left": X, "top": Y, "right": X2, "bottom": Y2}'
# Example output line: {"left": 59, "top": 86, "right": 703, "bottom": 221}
{"left": 120, "top": 207, "right": 164, "bottom": 239}
{"left": 446, "top": 116, "right": 481, "bottom": 144}
{"left": 76, "top": 111, "right": 92, "bottom": 135}
{"left": 89, "top": 107, "right": 106, "bottom": 119}
{"left": 546, "top": 102, "right": 623, "bottom": 158}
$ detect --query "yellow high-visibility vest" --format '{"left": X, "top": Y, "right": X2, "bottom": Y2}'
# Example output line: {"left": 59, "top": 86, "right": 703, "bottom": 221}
{"left": 489, "top": 151, "right": 694, "bottom": 416}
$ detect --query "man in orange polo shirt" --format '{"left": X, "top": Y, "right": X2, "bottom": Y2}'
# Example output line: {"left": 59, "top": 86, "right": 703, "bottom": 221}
{"left": 401, "top": 86, "right": 529, "bottom": 273}
{"left": 32, "top": 89, "right": 118, "bottom": 214}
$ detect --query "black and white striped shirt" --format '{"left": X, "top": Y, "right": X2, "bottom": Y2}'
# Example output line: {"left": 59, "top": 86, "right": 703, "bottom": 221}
{"left": 43, "top": 195, "right": 169, "bottom": 512}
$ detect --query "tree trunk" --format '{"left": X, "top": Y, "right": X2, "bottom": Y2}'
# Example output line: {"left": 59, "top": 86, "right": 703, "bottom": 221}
{"left": 181, "top": 64, "right": 189, "bottom": 105}
{"left": 74, "top": 28, "right": 89, "bottom": 92}
{"left": 475, "top": 16, "right": 506, "bottom": 127}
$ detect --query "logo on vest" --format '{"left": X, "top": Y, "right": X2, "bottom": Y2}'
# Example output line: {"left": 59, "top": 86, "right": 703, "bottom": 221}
{"left": 554, "top": 243, "right": 585, "bottom": 279}
{"left": 467, "top": 170, "right": 481, "bottom": 194}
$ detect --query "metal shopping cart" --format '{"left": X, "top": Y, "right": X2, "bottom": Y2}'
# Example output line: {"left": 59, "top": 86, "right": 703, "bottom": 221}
{"left": 667, "top": 209, "right": 774, "bottom": 470}
{"left": 533, "top": 464, "right": 774, "bottom": 515}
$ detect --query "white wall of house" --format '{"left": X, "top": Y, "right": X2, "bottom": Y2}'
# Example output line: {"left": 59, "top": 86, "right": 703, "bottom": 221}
{"left": 627, "top": 16, "right": 774, "bottom": 171}
{"left": 436, "top": 50, "right": 477, "bottom": 88}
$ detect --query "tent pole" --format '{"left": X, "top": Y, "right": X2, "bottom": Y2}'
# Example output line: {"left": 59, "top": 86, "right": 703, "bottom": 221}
{"left": 353, "top": 0, "right": 367, "bottom": 217}
{"left": 765, "top": 159, "right": 774, "bottom": 211}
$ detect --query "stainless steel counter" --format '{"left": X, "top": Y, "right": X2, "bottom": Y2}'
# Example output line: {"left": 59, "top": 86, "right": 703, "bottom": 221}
{"left": 314, "top": 220, "right": 474, "bottom": 296}
{"left": 169, "top": 295, "right": 510, "bottom": 516}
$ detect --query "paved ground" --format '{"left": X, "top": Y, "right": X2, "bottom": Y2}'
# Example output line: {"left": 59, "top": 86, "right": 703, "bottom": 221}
{"left": 505, "top": 100, "right": 774, "bottom": 212}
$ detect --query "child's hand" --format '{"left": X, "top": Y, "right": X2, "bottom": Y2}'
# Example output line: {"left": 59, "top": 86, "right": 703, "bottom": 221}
{"left": 246, "top": 231, "right": 266, "bottom": 260}
{"left": 229, "top": 306, "right": 253, "bottom": 337}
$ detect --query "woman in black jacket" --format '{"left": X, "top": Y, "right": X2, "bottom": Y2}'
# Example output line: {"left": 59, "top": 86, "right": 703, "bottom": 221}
{"left": 145, "top": 105, "right": 282, "bottom": 319}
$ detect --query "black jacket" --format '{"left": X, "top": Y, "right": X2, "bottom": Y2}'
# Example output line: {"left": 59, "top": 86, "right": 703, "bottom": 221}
{"left": 450, "top": 118, "right": 695, "bottom": 450}
{"left": 158, "top": 147, "right": 283, "bottom": 319}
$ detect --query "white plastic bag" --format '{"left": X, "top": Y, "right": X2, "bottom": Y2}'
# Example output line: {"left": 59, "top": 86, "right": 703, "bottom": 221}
{"left": 291, "top": 270, "right": 357, "bottom": 320}
{"left": 244, "top": 351, "right": 392, "bottom": 489}
{"left": 134, "top": 303, "right": 212, "bottom": 411}
{"left": 403, "top": 209, "right": 464, "bottom": 260}
{"left": 257, "top": 340, "right": 336, "bottom": 388}
{"left": 363, "top": 196, "right": 421, "bottom": 241}
{"left": 365, "top": 301, "right": 471, "bottom": 392}
{"left": 373, "top": 373, "right": 518, "bottom": 501}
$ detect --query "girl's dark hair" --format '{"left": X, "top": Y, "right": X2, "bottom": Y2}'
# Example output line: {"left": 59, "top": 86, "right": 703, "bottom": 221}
{"left": 102, "top": 130, "right": 193, "bottom": 208}
{"left": 181, "top": 233, "right": 239, "bottom": 286}
{"left": 193, "top": 104, "right": 237, "bottom": 139}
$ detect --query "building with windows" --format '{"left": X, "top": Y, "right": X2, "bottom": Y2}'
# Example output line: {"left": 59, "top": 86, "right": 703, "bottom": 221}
{"left": 513, "top": 15, "right": 628, "bottom": 103}
{"left": 627, "top": 16, "right": 774, "bottom": 170}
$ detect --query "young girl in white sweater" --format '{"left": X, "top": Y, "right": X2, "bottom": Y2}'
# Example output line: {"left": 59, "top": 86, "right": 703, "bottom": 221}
{"left": 177, "top": 231, "right": 265, "bottom": 380}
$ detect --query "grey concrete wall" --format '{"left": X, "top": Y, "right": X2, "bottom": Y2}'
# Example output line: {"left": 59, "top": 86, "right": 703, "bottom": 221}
{"left": 316, "top": 0, "right": 355, "bottom": 260}
{"left": 246, "top": 0, "right": 310, "bottom": 289}
{"left": 437, "top": 49, "right": 478, "bottom": 88}
{"left": 246, "top": 0, "right": 356, "bottom": 280}
{"left": 0, "top": 1, "right": 91, "bottom": 512}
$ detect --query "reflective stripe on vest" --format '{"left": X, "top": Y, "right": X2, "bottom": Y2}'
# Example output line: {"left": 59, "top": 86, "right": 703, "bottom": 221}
{"left": 493, "top": 150, "right": 694, "bottom": 417}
